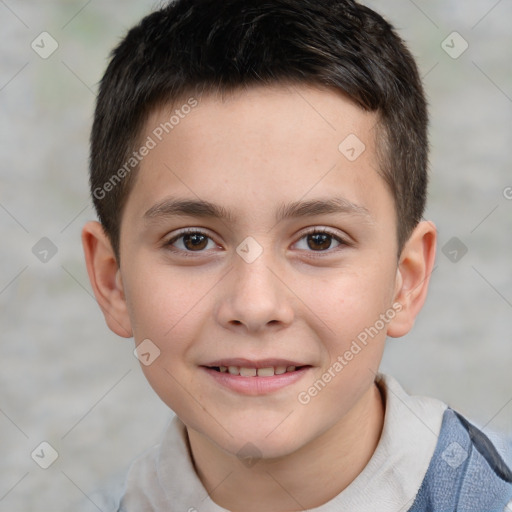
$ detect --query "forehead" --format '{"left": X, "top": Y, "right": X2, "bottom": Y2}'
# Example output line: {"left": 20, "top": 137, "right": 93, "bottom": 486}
{"left": 123, "top": 84, "right": 391, "bottom": 227}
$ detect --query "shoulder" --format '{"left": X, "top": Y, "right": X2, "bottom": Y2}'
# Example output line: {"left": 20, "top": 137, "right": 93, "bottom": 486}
{"left": 117, "top": 415, "right": 184, "bottom": 511}
{"left": 116, "top": 414, "right": 220, "bottom": 512}
{"left": 410, "top": 407, "right": 512, "bottom": 511}
{"left": 117, "top": 443, "right": 164, "bottom": 511}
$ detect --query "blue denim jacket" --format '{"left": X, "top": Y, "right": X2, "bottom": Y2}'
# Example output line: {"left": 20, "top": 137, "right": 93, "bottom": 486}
{"left": 410, "top": 408, "right": 512, "bottom": 511}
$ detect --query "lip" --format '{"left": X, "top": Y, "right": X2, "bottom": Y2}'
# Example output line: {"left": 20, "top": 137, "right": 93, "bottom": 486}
{"left": 200, "top": 361, "right": 312, "bottom": 395}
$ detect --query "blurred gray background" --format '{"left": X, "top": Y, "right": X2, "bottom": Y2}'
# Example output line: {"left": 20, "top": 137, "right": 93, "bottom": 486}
{"left": 0, "top": 1, "right": 511, "bottom": 510}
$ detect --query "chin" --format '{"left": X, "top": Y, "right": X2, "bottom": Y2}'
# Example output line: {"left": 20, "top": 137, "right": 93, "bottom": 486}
{"left": 208, "top": 418, "right": 313, "bottom": 461}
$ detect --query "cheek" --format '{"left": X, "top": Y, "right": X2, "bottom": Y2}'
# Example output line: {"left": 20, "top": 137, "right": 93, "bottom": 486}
{"left": 125, "top": 261, "right": 215, "bottom": 366}
{"left": 132, "top": 301, "right": 208, "bottom": 414}
{"left": 295, "top": 273, "right": 391, "bottom": 420}
{"left": 306, "top": 266, "right": 396, "bottom": 341}
{"left": 124, "top": 259, "right": 213, "bottom": 340}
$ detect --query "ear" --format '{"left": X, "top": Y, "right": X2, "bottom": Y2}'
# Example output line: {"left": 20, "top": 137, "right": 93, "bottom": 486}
{"left": 387, "top": 221, "right": 437, "bottom": 338}
{"left": 81, "top": 221, "right": 133, "bottom": 338}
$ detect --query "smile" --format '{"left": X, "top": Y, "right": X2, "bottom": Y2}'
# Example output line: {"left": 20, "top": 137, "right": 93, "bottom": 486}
{"left": 201, "top": 359, "right": 312, "bottom": 395}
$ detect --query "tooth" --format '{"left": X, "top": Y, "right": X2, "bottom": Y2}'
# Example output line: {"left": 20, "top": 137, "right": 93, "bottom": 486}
{"left": 219, "top": 366, "right": 228, "bottom": 373}
{"left": 228, "top": 366, "right": 239, "bottom": 375}
{"left": 286, "top": 366, "right": 296, "bottom": 372}
{"left": 275, "top": 366, "right": 287, "bottom": 375}
{"left": 240, "top": 367, "right": 257, "bottom": 377}
{"left": 257, "top": 367, "right": 275, "bottom": 377}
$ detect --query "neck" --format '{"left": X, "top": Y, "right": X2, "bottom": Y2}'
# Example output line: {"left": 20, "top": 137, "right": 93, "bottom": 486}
{"left": 187, "top": 383, "right": 385, "bottom": 512}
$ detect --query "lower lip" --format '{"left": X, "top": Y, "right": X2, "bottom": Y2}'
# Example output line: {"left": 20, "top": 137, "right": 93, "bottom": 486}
{"left": 201, "top": 367, "right": 311, "bottom": 395}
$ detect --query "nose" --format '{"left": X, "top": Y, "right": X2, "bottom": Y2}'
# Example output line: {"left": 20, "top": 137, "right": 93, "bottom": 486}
{"left": 215, "top": 250, "right": 295, "bottom": 334}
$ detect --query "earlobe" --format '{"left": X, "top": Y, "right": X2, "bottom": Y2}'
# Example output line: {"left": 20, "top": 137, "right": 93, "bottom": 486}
{"left": 387, "top": 221, "right": 437, "bottom": 338}
{"left": 81, "top": 221, "right": 133, "bottom": 338}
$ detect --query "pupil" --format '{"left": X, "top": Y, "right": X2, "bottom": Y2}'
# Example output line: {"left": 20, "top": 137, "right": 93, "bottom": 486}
{"left": 184, "top": 233, "right": 208, "bottom": 250}
{"left": 308, "top": 233, "right": 331, "bottom": 251}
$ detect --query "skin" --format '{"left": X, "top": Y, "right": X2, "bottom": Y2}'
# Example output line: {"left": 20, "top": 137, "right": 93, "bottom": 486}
{"left": 82, "top": 84, "right": 436, "bottom": 511}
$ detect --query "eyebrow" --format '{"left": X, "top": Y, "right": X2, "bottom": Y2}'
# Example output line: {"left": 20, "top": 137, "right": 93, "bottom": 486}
{"left": 143, "top": 196, "right": 373, "bottom": 224}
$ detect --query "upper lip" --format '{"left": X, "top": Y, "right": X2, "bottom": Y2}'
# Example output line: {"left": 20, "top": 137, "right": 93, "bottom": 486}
{"left": 202, "top": 358, "right": 309, "bottom": 369}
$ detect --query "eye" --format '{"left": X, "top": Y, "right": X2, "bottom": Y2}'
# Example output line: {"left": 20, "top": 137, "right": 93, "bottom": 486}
{"left": 165, "top": 229, "right": 219, "bottom": 253}
{"left": 293, "top": 229, "right": 346, "bottom": 252}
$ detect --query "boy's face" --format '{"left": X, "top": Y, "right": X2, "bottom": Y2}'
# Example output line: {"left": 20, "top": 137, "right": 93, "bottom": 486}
{"left": 88, "top": 85, "right": 430, "bottom": 459}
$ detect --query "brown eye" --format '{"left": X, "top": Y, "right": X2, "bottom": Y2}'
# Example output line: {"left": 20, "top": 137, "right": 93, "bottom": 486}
{"left": 307, "top": 233, "right": 333, "bottom": 251}
{"left": 293, "top": 229, "right": 345, "bottom": 253}
{"left": 182, "top": 233, "right": 208, "bottom": 251}
{"left": 166, "top": 230, "right": 216, "bottom": 252}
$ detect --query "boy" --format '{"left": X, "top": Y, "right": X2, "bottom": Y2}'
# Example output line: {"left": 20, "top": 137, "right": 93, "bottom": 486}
{"left": 82, "top": 0, "right": 512, "bottom": 510}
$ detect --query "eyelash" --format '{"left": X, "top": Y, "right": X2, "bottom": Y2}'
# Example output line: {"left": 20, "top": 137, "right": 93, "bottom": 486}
{"left": 164, "top": 227, "right": 349, "bottom": 257}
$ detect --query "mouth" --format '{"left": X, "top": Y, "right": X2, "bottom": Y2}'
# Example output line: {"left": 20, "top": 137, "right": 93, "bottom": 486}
{"left": 200, "top": 359, "right": 312, "bottom": 395}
